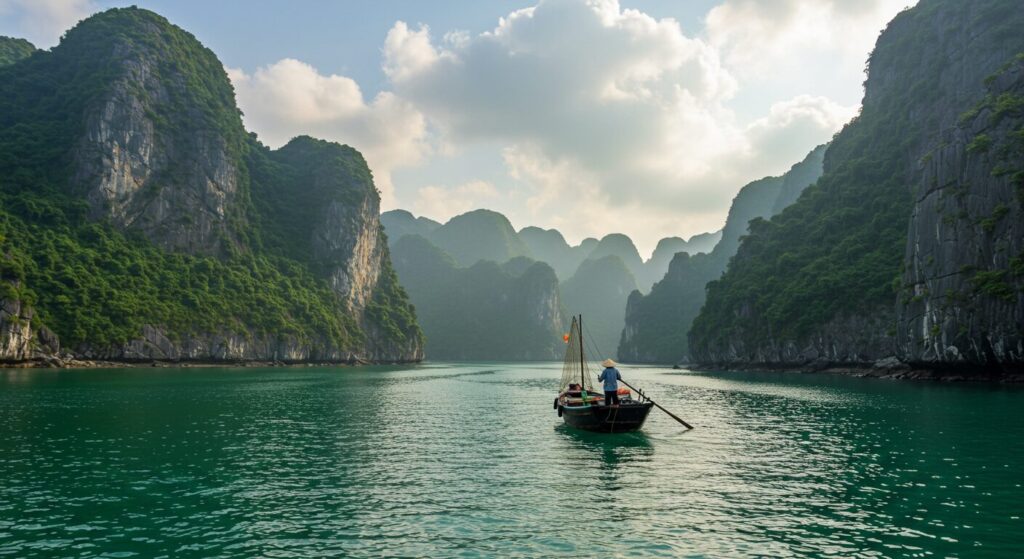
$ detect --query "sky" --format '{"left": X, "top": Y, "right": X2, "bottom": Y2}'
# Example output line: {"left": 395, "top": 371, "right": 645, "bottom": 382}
{"left": 0, "top": 0, "right": 916, "bottom": 256}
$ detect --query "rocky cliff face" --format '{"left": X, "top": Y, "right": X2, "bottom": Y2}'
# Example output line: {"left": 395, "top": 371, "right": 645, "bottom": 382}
{"left": 0, "top": 297, "right": 36, "bottom": 362}
{"left": 512, "top": 262, "right": 566, "bottom": 359}
{"left": 76, "top": 325, "right": 351, "bottom": 363}
{"left": 689, "top": 0, "right": 1024, "bottom": 371}
{"left": 899, "top": 55, "right": 1024, "bottom": 367}
{"left": 295, "top": 144, "right": 424, "bottom": 362}
{"left": 698, "top": 310, "right": 897, "bottom": 365}
{"left": 74, "top": 137, "right": 427, "bottom": 364}
{"left": 282, "top": 141, "right": 387, "bottom": 317}
{"left": 0, "top": 8, "right": 423, "bottom": 365}
{"left": 619, "top": 252, "right": 705, "bottom": 363}
{"left": 0, "top": 279, "right": 59, "bottom": 363}
{"left": 69, "top": 15, "right": 247, "bottom": 256}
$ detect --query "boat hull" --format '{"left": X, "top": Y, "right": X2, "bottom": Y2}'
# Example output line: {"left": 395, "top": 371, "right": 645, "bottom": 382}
{"left": 559, "top": 402, "right": 654, "bottom": 433}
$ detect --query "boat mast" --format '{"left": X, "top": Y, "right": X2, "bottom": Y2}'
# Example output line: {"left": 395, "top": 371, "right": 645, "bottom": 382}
{"left": 578, "top": 314, "right": 585, "bottom": 391}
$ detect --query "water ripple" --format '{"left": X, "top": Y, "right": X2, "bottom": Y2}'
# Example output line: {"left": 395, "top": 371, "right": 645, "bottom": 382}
{"left": 1, "top": 365, "right": 1022, "bottom": 558}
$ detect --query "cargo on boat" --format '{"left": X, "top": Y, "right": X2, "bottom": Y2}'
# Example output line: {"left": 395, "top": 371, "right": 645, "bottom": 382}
{"left": 554, "top": 315, "right": 653, "bottom": 433}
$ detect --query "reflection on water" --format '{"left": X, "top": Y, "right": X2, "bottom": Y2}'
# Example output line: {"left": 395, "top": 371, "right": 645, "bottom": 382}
{"left": 555, "top": 424, "right": 654, "bottom": 476}
{"left": 0, "top": 364, "right": 1022, "bottom": 558}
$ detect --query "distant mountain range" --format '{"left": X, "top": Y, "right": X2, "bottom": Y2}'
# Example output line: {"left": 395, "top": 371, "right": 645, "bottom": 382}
{"left": 389, "top": 235, "right": 563, "bottom": 360}
{"left": 381, "top": 208, "right": 720, "bottom": 360}
{"left": 379, "top": 141, "right": 823, "bottom": 364}
{"left": 381, "top": 209, "right": 720, "bottom": 288}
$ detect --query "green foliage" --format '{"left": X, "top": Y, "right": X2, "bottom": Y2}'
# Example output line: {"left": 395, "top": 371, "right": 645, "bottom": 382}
{"left": 619, "top": 146, "right": 826, "bottom": 363}
{"left": 365, "top": 264, "right": 421, "bottom": 347}
{"left": 0, "top": 8, "right": 422, "bottom": 356}
{"left": 618, "top": 252, "right": 712, "bottom": 362}
{"left": 971, "top": 58, "right": 1024, "bottom": 209}
{"left": 0, "top": 37, "right": 35, "bottom": 67}
{"left": 967, "top": 134, "right": 993, "bottom": 154}
{"left": 690, "top": 0, "right": 1024, "bottom": 357}
{"left": 0, "top": 9, "right": 247, "bottom": 195}
{"left": 0, "top": 190, "right": 361, "bottom": 348}
{"left": 690, "top": 109, "right": 912, "bottom": 351}
{"left": 992, "top": 93, "right": 1024, "bottom": 123}
{"left": 1010, "top": 255, "right": 1024, "bottom": 277}
{"left": 970, "top": 270, "right": 1015, "bottom": 302}
{"left": 248, "top": 136, "right": 372, "bottom": 264}
{"left": 959, "top": 104, "right": 983, "bottom": 124}
{"left": 979, "top": 204, "right": 1011, "bottom": 233}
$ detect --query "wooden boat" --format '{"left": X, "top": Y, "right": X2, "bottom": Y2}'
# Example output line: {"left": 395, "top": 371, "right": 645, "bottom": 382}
{"left": 554, "top": 315, "right": 653, "bottom": 433}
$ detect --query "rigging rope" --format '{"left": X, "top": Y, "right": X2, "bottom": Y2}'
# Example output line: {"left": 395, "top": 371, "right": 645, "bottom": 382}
{"left": 560, "top": 314, "right": 627, "bottom": 396}
{"left": 559, "top": 316, "right": 591, "bottom": 393}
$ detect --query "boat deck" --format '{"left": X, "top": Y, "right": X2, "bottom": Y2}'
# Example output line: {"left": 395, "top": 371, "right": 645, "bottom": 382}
{"left": 556, "top": 389, "right": 654, "bottom": 433}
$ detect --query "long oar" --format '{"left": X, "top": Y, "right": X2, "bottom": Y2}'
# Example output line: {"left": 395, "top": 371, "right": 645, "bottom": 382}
{"left": 620, "top": 379, "right": 693, "bottom": 430}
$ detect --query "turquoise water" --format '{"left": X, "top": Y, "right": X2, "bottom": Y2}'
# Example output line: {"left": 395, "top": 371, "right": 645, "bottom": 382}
{"left": 1, "top": 363, "right": 1022, "bottom": 558}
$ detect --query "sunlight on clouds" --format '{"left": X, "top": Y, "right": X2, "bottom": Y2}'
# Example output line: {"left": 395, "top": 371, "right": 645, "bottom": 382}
{"left": 706, "top": 0, "right": 914, "bottom": 81}
{"left": 228, "top": 60, "right": 430, "bottom": 207}
{"left": 412, "top": 180, "right": 500, "bottom": 221}
{"left": 501, "top": 144, "right": 725, "bottom": 255}
{"left": 744, "top": 94, "right": 856, "bottom": 167}
{"left": 383, "top": 21, "right": 439, "bottom": 81}
{"left": 0, "top": 0, "right": 95, "bottom": 47}
{"left": 384, "top": 0, "right": 854, "bottom": 251}
{"left": 0, "top": 0, "right": 909, "bottom": 253}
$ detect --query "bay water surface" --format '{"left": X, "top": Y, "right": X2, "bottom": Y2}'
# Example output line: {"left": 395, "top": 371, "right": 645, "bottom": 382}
{"left": 1, "top": 363, "right": 1022, "bottom": 557}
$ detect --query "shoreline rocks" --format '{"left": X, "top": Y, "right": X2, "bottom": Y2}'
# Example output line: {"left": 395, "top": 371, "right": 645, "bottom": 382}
{"left": 684, "top": 359, "right": 1023, "bottom": 383}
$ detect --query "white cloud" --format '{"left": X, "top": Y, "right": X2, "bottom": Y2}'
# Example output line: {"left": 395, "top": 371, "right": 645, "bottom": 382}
{"left": 382, "top": 21, "right": 439, "bottom": 82}
{"left": 500, "top": 144, "right": 729, "bottom": 254}
{"left": 383, "top": 0, "right": 857, "bottom": 253}
{"left": 0, "top": 0, "right": 906, "bottom": 256}
{"left": 228, "top": 59, "right": 430, "bottom": 206}
{"left": 706, "top": 0, "right": 914, "bottom": 84}
{"left": 412, "top": 180, "right": 500, "bottom": 221}
{"left": 0, "top": 0, "right": 95, "bottom": 47}
{"left": 745, "top": 95, "right": 856, "bottom": 169}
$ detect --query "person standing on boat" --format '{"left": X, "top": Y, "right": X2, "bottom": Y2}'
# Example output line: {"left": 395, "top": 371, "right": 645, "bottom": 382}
{"left": 598, "top": 359, "right": 622, "bottom": 406}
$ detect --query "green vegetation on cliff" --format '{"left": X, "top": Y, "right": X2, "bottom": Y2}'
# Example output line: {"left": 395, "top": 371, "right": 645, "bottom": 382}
{"left": 248, "top": 136, "right": 371, "bottom": 264}
{"left": 691, "top": 142, "right": 909, "bottom": 351}
{"left": 0, "top": 9, "right": 247, "bottom": 197}
{"left": 0, "top": 37, "right": 35, "bottom": 66}
{"left": 689, "top": 0, "right": 1024, "bottom": 362}
{"left": 619, "top": 252, "right": 709, "bottom": 363}
{"left": 0, "top": 196, "right": 360, "bottom": 348}
{"left": 0, "top": 8, "right": 420, "bottom": 357}
{"left": 618, "top": 145, "right": 825, "bottom": 363}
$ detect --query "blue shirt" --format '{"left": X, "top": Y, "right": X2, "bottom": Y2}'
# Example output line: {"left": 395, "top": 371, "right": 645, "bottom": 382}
{"left": 598, "top": 367, "right": 621, "bottom": 392}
